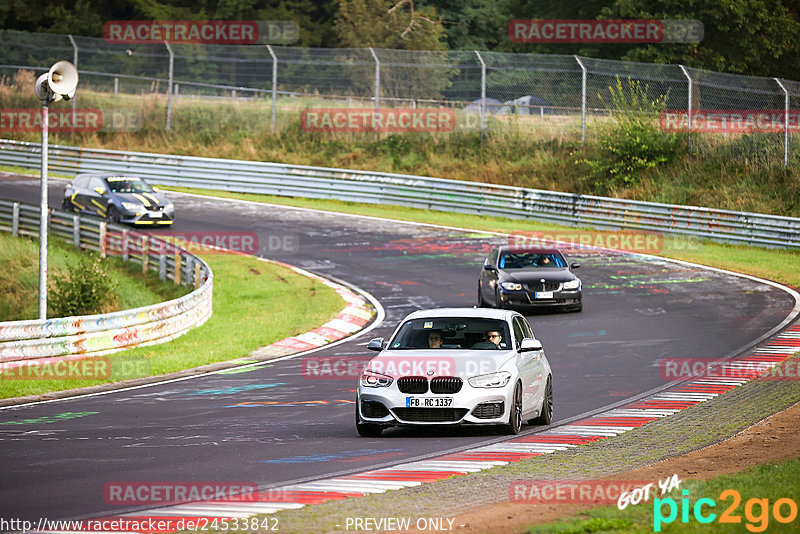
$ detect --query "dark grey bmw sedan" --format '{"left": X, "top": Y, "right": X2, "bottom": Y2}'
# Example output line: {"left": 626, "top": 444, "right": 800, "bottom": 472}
{"left": 478, "top": 246, "right": 582, "bottom": 312}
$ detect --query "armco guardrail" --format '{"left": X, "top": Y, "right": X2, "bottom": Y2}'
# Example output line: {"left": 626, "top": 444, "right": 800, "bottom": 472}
{"left": 0, "top": 199, "right": 213, "bottom": 365}
{"left": 1, "top": 138, "right": 799, "bottom": 248}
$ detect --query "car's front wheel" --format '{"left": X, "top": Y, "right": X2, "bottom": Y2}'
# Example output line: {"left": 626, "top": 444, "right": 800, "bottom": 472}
{"left": 501, "top": 382, "right": 523, "bottom": 435}
{"left": 61, "top": 198, "right": 72, "bottom": 212}
{"left": 532, "top": 376, "right": 553, "bottom": 425}
{"left": 355, "top": 399, "right": 383, "bottom": 437}
{"left": 106, "top": 206, "right": 120, "bottom": 224}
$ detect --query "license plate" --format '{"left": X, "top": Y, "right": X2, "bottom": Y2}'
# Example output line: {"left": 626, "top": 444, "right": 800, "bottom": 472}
{"left": 149, "top": 211, "right": 163, "bottom": 218}
{"left": 534, "top": 291, "right": 553, "bottom": 299}
{"left": 405, "top": 397, "right": 453, "bottom": 408}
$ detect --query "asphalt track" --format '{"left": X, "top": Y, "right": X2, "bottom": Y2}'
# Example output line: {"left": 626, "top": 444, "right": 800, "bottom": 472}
{"left": 0, "top": 173, "right": 796, "bottom": 524}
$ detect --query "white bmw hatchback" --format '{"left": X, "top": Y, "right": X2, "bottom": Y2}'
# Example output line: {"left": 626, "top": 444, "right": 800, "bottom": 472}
{"left": 356, "top": 307, "right": 553, "bottom": 437}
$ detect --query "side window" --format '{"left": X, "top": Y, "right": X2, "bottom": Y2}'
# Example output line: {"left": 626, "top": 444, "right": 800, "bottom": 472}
{"left": 521, "top": 317, "right": 534, "bottom": 339}
{"left": 489, "top": 249, "right": 498, "bottom": 267}
{"left": 74, "top": 177, "right": 88, "bottom": 189}
{"left": 512, "top": 317, "right": 525, "bottom": 348}
{"left": 88, "top": 177, "right": 104, "bottom": 192}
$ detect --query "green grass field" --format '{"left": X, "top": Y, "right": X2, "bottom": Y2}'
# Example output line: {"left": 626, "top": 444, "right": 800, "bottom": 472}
{"left": 0, "top": 232, "right": 188, "bottom": 321}
{"left": 0, "top": 246, "right": 345, "bottom": 399}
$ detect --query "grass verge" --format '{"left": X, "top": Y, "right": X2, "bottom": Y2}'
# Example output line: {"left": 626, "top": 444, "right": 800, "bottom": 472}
{"left": 0, "top": 232, "right": 188, "bottom": 321}
{"left": 0, "top": 252, "right": 345, "bottom": 399}
{"left": 167, "top": 186, "right": 800, "bottom": 289}
{"left": 525, "top": 459, "right": 800, "bottom": 533}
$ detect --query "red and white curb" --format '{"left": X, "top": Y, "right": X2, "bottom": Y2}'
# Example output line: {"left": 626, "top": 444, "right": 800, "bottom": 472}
{"left": 249, "top": 261, "right": 374, "bottom": 358}
{"left": 61, "top": 323, "right": 800, "bottom": 531}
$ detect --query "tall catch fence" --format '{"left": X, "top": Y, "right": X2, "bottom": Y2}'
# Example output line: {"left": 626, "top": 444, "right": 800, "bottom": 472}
{"left": 1, "top": 29, "right": 800, "bottom": 164}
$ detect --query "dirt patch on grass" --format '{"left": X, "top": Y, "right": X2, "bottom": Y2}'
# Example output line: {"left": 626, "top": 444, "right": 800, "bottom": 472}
{"left": 442, "top": 400, "right": 800, "bottom": 534}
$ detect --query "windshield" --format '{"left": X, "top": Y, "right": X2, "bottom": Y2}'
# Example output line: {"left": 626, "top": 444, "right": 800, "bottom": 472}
{"left": 499, "top": 251, "right": 566, "bottom": 269}
{"left": 105, "top": 177, "right": 154, "bottom": 194}
{"left": 389, "top": 317, "right": 511, "bottom": 350}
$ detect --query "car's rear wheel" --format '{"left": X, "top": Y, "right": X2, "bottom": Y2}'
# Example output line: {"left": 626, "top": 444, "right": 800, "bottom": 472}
{"left": 532, "top": 376, "right": 553, "bottom": 425}
{"left": 106, "top": 206, "right": 120, "bottom": 224}
{"left": 501, "top": 382, "right": 523, "bottom": 435}
{"left": 355, "top": 398, "right": 383, "bottom": 437}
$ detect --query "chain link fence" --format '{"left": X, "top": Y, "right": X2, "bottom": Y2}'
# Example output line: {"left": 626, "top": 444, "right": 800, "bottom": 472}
{"left": 1, "top": 28, "right": 797, "bottom": 165}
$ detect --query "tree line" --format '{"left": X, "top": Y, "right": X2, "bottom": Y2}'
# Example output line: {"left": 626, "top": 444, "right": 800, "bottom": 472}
{"left": 2, "top": 0, "right": 799, "bottom": 79}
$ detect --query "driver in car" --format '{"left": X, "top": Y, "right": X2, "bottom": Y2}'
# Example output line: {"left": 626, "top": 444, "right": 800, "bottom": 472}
{"left": 427, "top": 331, "right": 443, "bottom": 348}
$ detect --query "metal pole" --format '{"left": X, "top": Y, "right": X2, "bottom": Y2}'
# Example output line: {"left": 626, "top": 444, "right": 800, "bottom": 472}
{"left": 775, "top": 78, "right": 790, "bottom": 167}
{"left": 164, "top": 41, "right": 173, "bottom": 131}
{"left": 39, "top": 101, "right": 49, "bottom": 319}
{"left": 369, "top": 47, "right": 380, "bottom": 130}
{"left": 679, "top": 65, "right": 693, "bottom": 151}
{"left": 574, "top": 55, "right": 587, "bottom": 145}
{"left": 475, "top": 51, "right": 486, "bottom": 135}
{"left": 267, "top": 45, "right": 277, "bottom": 129}
{"left": 68, "top": 35, "right": 78, "bottom": 121}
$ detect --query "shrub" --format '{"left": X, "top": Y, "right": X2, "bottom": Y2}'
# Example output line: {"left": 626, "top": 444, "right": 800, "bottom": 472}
{"left": 580, "top": 78, "right": 681, "bottom": 194}
{"left": 49, "top": 254, "right": 118, "bottom": 317}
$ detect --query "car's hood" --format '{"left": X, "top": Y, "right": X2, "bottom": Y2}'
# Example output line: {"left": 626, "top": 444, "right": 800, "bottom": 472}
{"left": 114, "top": 192, "right": 171, "bottom": 208}
{"left": 502, "top": 268, "right": 575, "bottom": 283}
{"left": 366, "top": 349, "right": 515, "bottom": 378}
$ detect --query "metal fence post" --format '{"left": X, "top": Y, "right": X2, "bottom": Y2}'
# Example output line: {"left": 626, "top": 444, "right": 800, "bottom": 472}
{"left": 164, "top": 41, "right": 174, "bottom": 131}
{"left": 11, "top": 202, "right": 19, "bottom": 237}
{"left": 72, "top": 214, "right": 80, "bottom": 248}
{"left": 369, "top": 47, "right": 380, "bottom": 130}
{"left": 267, "top": 45, "right": 277, "bottom": 129}
{"left": 679, "top": 65, "right": 693, "bottom": 152}
{"left": 475, "top": 51, "right": 486, "bottom": 135}
{"left": 159, "top": 244, "right": 166, "bottom": 280}
{"left": 574, "top": 55, "right": 587, "bottom": 145}
{"left": 775, "top": 78, "right": 790, "bottom": 167}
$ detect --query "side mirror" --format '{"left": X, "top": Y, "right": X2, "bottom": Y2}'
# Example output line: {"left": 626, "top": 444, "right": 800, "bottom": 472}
{"left": 570, "top": 262, "right": 581, "bottom": 269}
{"left": 519, "top": 338, "right": 543, "bottom": 352}
{"left": 152, "top": 186, "right": 160, "bottom": 192}
{"left": 367, "top": 338, "right": 385, "bottom": 352}
{"left": 94, "top": 187, "right": 106, "bottom": 195}
{"left": 483, "top": 263, "right": 496, "bottom": 271}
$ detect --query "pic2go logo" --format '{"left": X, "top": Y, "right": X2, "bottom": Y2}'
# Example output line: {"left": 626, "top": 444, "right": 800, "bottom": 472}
{"left": 654, "top": 489, "right": 799, "bottom": 532}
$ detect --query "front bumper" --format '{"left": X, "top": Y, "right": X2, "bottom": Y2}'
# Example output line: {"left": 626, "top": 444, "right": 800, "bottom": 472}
{"left": 357, "top": 383, "right": 514, "bottom": 427}
{"left": 499, "top": 288, "right": 581, "bottom": 308}
{"left": 120, "top": 208, "right": 174, "bottom": 225}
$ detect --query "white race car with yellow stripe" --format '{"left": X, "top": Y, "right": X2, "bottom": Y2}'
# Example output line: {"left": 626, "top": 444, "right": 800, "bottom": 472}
{"left": 63, "top": 173, "right": 175, "bottom": 225}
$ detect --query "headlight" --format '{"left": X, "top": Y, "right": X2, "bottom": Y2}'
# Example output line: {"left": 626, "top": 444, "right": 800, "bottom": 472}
{"left": 501, "top": 282, "right": 523, "bottom": 291}
{"left": 360, "top": 370, "right": 393, "bottom": 388}
{"left": 121, "top": 201, "right": 142, "bottom": 212}
{"left": 163, "top": 203, "right": 175, "bottom": 213}
{"left": 468, "top": 371, "right": 512, "bottom": 388}
{"left": 563, "top": 279, "right": 581, "bottom": 290}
